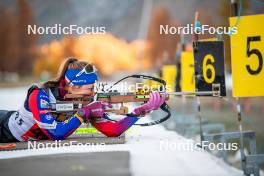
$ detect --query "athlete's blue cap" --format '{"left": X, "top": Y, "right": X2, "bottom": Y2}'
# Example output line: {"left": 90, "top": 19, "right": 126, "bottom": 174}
{"left": 65, "top": 68, "right": 98, "bottom": 86}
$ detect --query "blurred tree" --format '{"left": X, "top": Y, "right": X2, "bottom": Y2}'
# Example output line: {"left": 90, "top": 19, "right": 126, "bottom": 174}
{"left": 0, "top": 5, "right": 20, "bottom": 75}
{"left": 16, "top": 0, "right": 37, "bottom": 76}
{"left": 5, "top": 9, "right": 20, "bottom": 73}
{"left": 34, "top": 33, "right": 151, "bottom": 78}
{"left": 0, "top": 0, "right": 37, "bottom": 79}
{"left": 147, "top": 7, "right": 179, "bottom": 67}
{"left": 0, "top": 5, "right": 10, "bottom": 73}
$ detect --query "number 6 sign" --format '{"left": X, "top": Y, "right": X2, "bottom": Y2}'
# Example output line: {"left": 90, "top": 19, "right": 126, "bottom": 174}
{"left": 230, "top": 14, "right": 264, "bottom": 97}
{"left": 193, "top": 41, "right": 226, "bottom": 96}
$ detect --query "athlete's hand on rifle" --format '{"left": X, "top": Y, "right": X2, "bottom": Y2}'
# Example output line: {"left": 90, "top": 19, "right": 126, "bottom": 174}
{"left": 132, "top": 91, "right": 166, "bottom": 116}
{"left": 80, "top": 101, "right": 112, "bottom": 120}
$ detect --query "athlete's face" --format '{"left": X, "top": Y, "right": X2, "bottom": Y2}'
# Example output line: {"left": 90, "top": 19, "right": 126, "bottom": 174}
{"left": 68, "top": 84, "right": 95, "bottom": 96}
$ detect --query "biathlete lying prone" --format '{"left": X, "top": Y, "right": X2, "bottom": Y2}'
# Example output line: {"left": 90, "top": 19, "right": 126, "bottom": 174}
{"left": 0, "top": 58, "right": 165, "bottom": 142}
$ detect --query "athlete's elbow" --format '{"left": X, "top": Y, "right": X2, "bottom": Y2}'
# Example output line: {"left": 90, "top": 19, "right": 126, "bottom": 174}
{"left": 104, "top": 131, "right": 123, "bottom": 137}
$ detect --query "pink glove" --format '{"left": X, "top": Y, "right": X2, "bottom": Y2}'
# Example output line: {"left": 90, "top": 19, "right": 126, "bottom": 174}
{"left": 80, "top": 101, "right": 112, "bottom": 120}
{"left": 133, "top": 91, "right": 166, "bottom": 116}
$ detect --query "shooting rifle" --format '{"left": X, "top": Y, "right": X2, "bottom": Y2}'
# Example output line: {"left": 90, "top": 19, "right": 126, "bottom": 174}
{"left": 50, "top": 74, "right": 221, "bottom": 126}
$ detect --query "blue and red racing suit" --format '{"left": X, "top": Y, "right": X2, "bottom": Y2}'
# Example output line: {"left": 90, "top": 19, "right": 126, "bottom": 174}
{"left": 8, "top": 84, "right": 139, "bottom": 141}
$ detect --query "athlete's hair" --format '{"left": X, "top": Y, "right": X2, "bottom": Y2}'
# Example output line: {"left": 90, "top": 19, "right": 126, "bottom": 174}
{"left": 43, "top": 57, "right": 95, "bottom": 88}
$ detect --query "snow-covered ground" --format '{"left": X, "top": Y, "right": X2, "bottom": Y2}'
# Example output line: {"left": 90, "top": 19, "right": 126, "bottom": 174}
{"left": 0, "top": 86, "right": 28, "bottom": 110}
{"left": 0, "top": 87, "right": 243, "bottom": 176}
{"left": 0, "top": 124, "right": 243, "bottom": 176}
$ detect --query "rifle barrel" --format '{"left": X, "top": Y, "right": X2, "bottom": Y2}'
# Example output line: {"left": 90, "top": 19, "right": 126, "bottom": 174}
{"left": 167, "top": 91, "right": 218, "bottom": 96}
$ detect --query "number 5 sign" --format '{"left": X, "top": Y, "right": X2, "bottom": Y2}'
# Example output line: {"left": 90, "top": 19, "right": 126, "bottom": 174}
{"left": 230, "top": 14, "right": 264, "bottom": 97}
{"left": 193, "top": 41, "right": 226, "bottom": 96}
